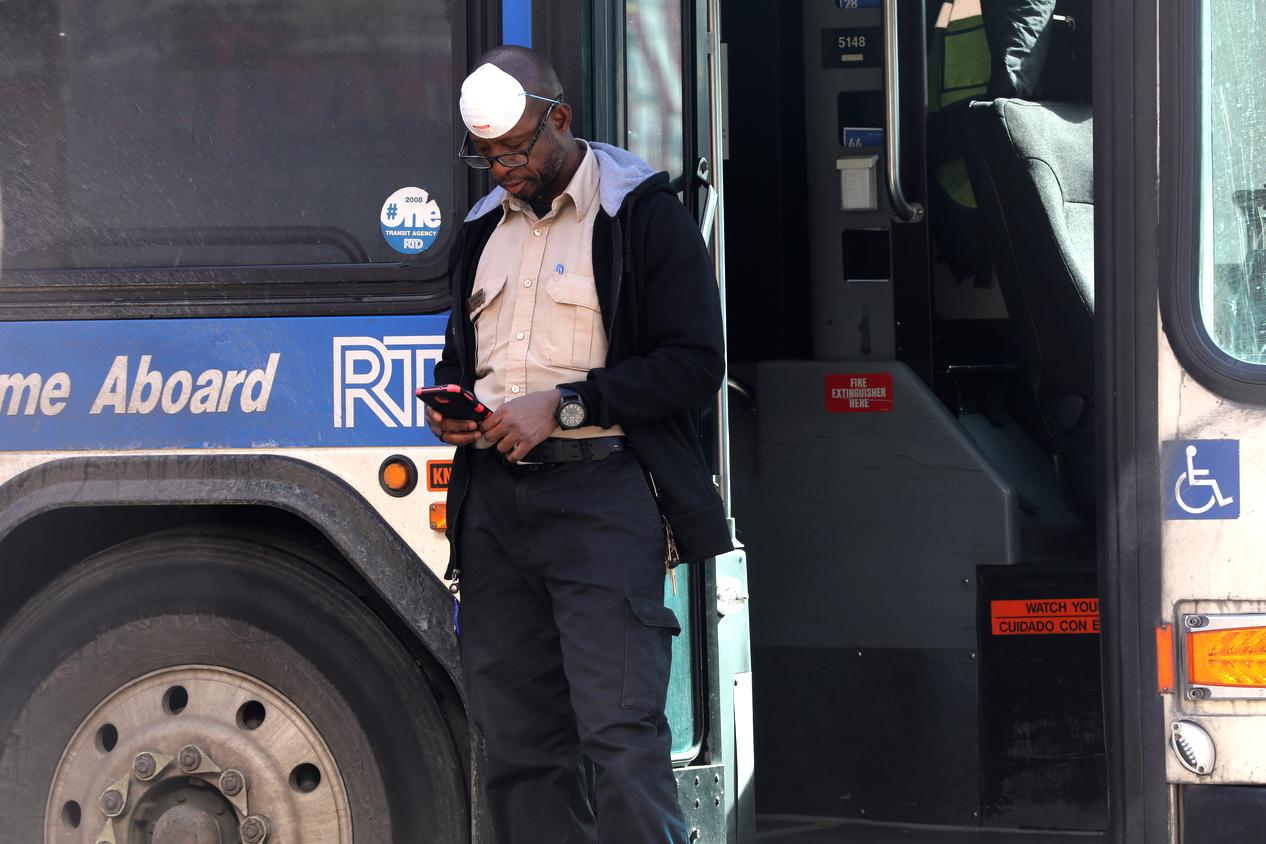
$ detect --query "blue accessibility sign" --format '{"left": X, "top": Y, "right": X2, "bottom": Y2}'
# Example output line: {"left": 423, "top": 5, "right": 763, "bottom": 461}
{"left": 1163, "top": 439, "right": 1240, "bottom": 520}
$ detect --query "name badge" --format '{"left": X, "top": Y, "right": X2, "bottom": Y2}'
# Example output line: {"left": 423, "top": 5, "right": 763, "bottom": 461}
{"left": 466, "top": 287, "right": 486, "bottom": 315}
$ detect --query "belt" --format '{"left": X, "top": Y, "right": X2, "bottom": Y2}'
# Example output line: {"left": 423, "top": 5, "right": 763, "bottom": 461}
{"left": 520, "top": 436, "right": 628, "bottom": 465}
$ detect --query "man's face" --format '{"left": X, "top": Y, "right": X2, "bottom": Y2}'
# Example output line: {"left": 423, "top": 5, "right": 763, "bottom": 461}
{"left": 471, "top": 101, "right": 567, "bottom": 203}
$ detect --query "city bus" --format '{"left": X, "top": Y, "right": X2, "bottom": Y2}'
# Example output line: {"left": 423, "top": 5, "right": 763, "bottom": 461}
{"left": 0, "top": 0, "right": 1261, "bottom": 842}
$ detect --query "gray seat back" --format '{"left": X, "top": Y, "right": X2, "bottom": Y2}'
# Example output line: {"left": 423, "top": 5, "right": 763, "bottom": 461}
{"left": 965, "top": 99, "right": 1094, "bottom": 439}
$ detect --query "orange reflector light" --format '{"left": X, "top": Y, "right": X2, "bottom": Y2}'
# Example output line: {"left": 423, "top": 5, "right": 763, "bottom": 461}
{"left": 1156, "top": 623, "right": 1174, "bottom": 694}
{"left": 378, "top": 455, "right": 417, "bottom": 497}
{"left": 1186, "top": 625, "right": 1266, "bottom": 687}
{"left": 382, "top": 462, "right": 410, "bottom": 490}
{"left": 429, "top": 502, "right": 447, "bottom": 531}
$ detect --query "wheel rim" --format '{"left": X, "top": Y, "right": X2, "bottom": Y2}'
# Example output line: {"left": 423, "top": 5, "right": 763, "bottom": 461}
{"left": 44, "top": 664, "right": 352, "bottom": 844}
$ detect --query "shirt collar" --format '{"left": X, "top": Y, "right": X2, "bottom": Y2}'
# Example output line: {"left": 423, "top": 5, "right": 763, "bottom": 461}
{"left": 501, "top": 140, "right": 599, "bottom": 222}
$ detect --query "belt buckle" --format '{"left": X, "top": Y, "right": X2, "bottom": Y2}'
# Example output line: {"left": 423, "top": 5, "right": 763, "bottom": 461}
{"left": 585, "top": 438, "right": 619, "bottom": 462}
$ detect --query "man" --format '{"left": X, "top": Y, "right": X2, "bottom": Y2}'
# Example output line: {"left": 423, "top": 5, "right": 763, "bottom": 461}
{"left": 428, "top": 46, "right": 732, "bottom": 843}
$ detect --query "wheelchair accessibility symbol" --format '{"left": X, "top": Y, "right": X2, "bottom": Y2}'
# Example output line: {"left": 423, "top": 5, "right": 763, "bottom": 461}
{"left": 1164, "top": 439, "right": 1240, "bottom": 520}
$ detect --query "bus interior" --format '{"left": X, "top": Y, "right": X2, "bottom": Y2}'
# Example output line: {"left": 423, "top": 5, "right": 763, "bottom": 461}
{"left": 718, "top": 0, "right": 1104, "bottom": 839}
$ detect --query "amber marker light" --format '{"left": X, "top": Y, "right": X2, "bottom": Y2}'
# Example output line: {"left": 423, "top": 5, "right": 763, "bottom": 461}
{"left": 1156, "top": 623, "right": 1175, "bottom": 694}
{"left": 1186, "top": 619, "right": 1266, "bottom": 688}
{"left": 379, "top": 455, "right": 418, "bottom": 497}
{"left": 429, "top": 502, "right": 447, "bottom": 531}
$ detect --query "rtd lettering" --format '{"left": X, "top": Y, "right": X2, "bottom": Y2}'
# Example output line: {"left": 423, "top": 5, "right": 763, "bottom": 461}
{"left": 90, "top": 354, "right": 281, "bottom": 416}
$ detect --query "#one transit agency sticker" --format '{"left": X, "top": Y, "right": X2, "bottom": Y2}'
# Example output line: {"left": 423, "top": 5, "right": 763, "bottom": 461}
{"left": 380, "top": 187, "right": 442, "bottom": 255}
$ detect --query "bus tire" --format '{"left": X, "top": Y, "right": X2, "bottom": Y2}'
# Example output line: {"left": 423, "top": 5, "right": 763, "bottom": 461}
{"left": 0, "top": 530, "right": 467, "bottom": 843}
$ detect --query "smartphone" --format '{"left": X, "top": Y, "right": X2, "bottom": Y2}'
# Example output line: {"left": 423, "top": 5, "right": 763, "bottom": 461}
{"left": 415, "top": 384, "right": 492, "bottom": 421}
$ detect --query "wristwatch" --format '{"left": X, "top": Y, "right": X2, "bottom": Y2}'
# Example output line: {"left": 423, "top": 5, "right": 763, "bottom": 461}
{"left": 556, "top": 388, "right": 587, "bottom": 430}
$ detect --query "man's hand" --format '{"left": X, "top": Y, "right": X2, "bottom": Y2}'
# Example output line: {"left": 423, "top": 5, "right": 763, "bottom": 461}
{"left": 425, "top": 406, "right": 483, "bottom": 446}
{"left": 479, "top": 389, "right": 561, "bottom": 462}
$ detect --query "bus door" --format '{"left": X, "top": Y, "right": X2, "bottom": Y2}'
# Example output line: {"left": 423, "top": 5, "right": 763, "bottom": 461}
{"left": 538, "top": 0, "right": 754, "bottom": 835}
{"left": 721, "top": 0, "right": 1105, "bottom": 836}
{"left": 1106, "top": 0, "right": 1266, "bottom": 840}
{"left": 617, "top": 0, "right": 755, "bottom": 837}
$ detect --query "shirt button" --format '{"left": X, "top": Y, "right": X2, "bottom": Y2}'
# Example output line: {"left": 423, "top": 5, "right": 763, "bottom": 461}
{"left": 523, "top": 279, "right": 533, "bottom": 288}
{"left": 511, "top": 385, "right": 521, "bottom": 394}
{"left": 515, "top": 331, "right": 525, "bottom": 340}
{"left": 533, "top": 229, "right": 542, "bottom": 237}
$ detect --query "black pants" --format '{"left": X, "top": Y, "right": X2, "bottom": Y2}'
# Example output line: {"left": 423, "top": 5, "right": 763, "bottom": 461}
{"left": 458, "top": 447, "right": 688, "bottom": 844}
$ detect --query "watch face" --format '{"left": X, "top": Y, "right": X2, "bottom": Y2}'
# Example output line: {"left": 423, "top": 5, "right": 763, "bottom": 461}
{"left": 559, "top": 401, "right": 586, "bottom": 428}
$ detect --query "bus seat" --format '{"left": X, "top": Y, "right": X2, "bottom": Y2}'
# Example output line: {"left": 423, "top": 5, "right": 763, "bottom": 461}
{"left": 963, "top": 99, "right": 1094, "bottom": 510}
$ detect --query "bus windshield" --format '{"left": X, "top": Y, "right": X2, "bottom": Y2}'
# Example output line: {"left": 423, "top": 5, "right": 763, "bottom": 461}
{"left": 0, "top": 0, "right": 454, "bottom": 273}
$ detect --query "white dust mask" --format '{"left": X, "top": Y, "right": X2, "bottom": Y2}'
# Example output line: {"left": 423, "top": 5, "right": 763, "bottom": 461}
{"left": 460, "top": 64, "right": 529, "bottom": 139}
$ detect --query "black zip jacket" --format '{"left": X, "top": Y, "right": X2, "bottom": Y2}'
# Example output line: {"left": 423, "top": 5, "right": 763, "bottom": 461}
{"left": 435, "top": 149, "right": 733, "bottom": 582}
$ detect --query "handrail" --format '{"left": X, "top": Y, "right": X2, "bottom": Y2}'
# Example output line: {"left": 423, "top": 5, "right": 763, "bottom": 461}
{"left": 697, "top": 158, "right": 719, "bottom": 248}
{"left": 883, "top": 0, "right": 924, "bottom": 223}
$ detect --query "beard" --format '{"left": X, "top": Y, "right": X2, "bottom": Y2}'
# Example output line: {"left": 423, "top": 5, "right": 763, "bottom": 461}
{"left": 527, "top": 137, "right": 568, "bottom": 204}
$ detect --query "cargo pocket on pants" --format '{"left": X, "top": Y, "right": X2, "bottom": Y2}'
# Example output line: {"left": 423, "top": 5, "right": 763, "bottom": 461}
{"left": 622, "top": 594, "right": 681, "bottom": 712}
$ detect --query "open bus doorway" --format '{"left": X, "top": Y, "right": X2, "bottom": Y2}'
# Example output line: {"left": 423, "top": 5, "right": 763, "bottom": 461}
{"left": 716, "top": 1, "right": 1105, "bottom": 839}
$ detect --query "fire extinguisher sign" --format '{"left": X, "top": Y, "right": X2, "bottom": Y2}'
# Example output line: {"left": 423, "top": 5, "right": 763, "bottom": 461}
{"left": 825, "top": 373, "right": 893, "bottom": 413}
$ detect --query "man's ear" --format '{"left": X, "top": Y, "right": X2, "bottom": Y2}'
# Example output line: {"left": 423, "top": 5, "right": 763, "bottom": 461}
{"left": 552, "top": 103, "right": 573, "bottom": 134}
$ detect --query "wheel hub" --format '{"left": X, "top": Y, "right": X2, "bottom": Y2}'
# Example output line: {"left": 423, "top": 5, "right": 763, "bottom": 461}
{"left": 151, "top": 802, "right": 224, "bottom": 843}
{"left": 44, "top": 665, "right": 351, "bottom": 843}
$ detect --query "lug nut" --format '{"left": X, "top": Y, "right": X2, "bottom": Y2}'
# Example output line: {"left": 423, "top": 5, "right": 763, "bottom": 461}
{"left": 133, "top": 752, "right": 157, "bottom": 780}
{"left": 240, "top": 814, "right": 270, "bottom": 843}
{"left": 99, "top": 788, "right": 126, "bottom": 817}
{"left": 220, "top": 769, "right": 245, "bottom": 797}
{"left": 178, "top": 745, "right": 202, "bottom": 772}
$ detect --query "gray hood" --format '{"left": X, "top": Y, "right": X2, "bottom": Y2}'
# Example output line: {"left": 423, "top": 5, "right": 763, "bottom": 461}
{"left": 464, "top": 140, "right": 659, "bottom": 222}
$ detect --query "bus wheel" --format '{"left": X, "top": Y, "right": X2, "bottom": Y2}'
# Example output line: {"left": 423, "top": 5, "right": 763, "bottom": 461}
{"left": 0, "top": 531, "right": 467, "bottom": 843}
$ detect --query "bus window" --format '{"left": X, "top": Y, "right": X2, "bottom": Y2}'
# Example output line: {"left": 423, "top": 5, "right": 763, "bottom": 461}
{"left": 1200, "top": 0, "right": 1266, "bottom": 363}
{"left": 625, "top": 0, "right": 684, "bottom": 178}
{"left": 0, "top": 0, "right": 453, "bottom": 272}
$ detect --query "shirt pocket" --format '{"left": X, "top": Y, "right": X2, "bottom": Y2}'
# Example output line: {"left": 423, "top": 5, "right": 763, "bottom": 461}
{"left": 540, "top": 273, "right": 604, "bottom": 372}
{"left": 468, "top": 274, "right": 507, "bottom": 365}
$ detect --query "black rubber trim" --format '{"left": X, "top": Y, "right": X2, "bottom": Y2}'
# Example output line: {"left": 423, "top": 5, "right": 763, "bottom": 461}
{"left": 1158, "top": 0, "right": 1266, "bottom": 404}
{"left": 1096, "top": 0, "right": 1170, "bottom": 839}
{"left": 0, "top": 454, "right": 460, "bottom": 683}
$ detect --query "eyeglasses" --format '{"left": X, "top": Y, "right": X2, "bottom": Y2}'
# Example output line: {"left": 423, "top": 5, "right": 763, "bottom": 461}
{"left": 458, "top": 94, "right": 562, "bottom": 170}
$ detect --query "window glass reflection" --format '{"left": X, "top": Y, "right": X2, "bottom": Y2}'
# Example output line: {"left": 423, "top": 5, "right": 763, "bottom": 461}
{"left": 625, "top": 0, "right": 683, "bottom": 178}
{"left": 0, "top": 0, "right": 453, "bottom": 270}
{"left": 1201, "top": 0, "right": 1266, "bottom": 361}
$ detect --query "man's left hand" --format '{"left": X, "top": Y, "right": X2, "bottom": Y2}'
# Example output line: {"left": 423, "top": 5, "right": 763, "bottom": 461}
{"left": 480, "top": 389, "right": 561, "bottom": 462}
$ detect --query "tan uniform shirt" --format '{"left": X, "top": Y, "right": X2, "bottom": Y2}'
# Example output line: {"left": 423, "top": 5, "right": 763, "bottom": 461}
{"left": 470, "top": 141, "right": 622, "bottom": 442}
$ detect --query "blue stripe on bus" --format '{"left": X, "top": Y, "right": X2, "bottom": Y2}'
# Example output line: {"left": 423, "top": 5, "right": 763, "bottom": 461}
{"left": 503, "top": 0, "right": 531, "bottom": 47}
{"left": 0, "top": 315, "right": 451, "bottom": 450}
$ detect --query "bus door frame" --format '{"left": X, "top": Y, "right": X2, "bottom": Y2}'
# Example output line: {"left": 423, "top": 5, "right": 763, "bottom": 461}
{"left": 1097, "top": 0, "right": 1196, "bottom": 839}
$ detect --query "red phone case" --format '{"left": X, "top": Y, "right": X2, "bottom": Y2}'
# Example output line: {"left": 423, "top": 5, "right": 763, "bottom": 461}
{"left": 415, "top": 384, "right": 491, "bottom": 421}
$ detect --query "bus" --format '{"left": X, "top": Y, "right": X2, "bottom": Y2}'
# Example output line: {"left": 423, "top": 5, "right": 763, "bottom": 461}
{"left": 0, "top": 0, "right": 1259, "bottom": 842}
